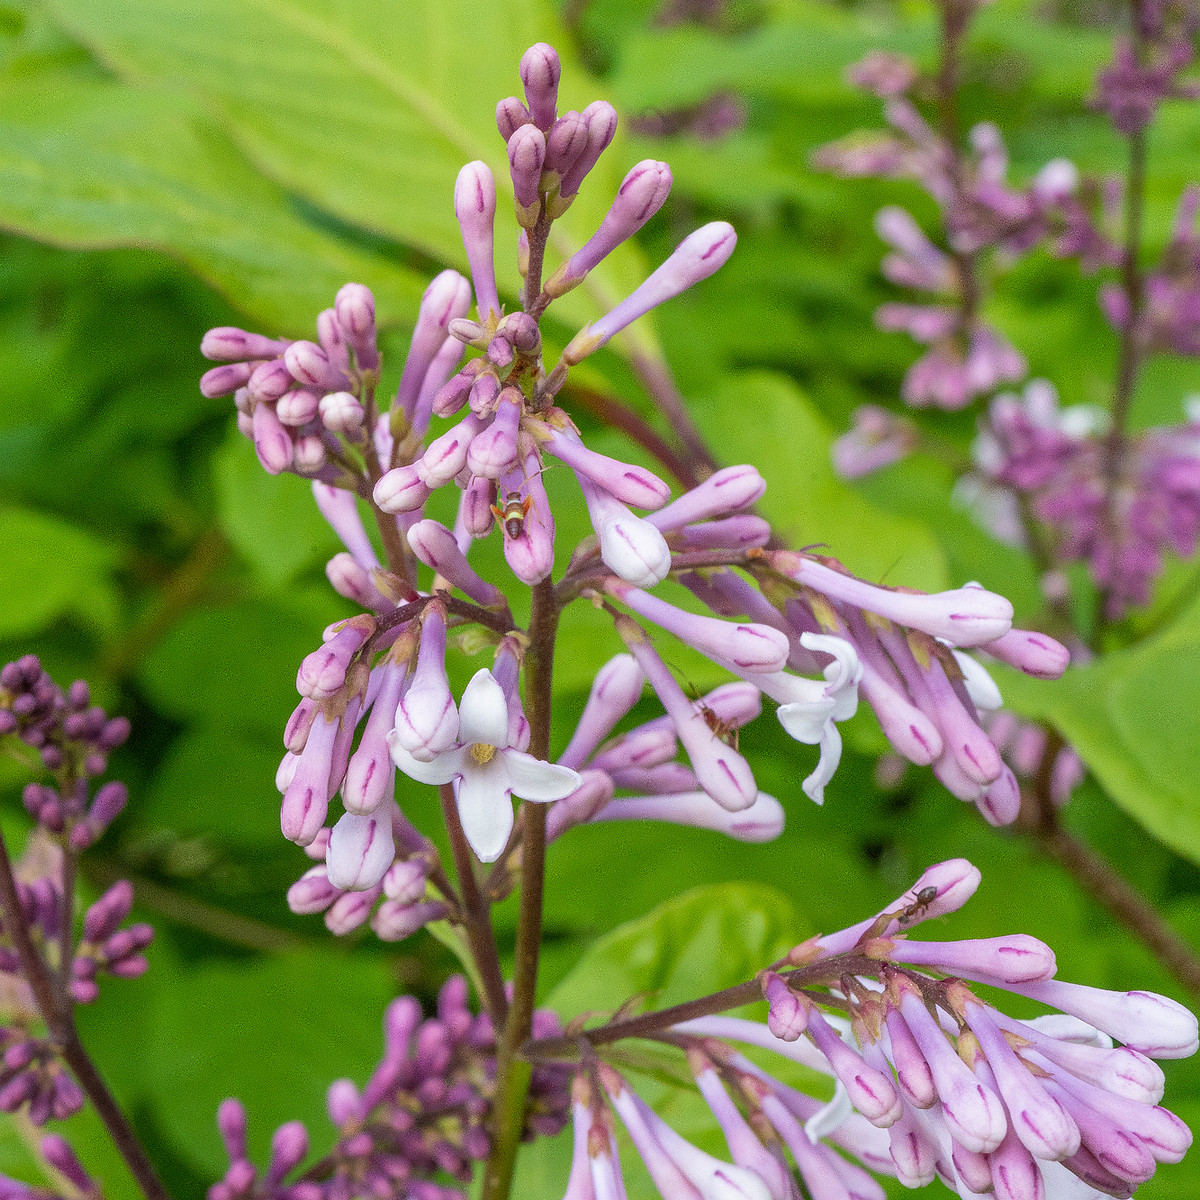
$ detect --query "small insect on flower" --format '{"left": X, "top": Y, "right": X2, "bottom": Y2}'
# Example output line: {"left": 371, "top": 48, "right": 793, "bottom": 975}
{"left": 699, "top": 702, "right": 740, "bottom": 751}
{"left": 492, "top": 488, "right": 534, "bottom": 540}
{"left": 897, "top": 884, "right": 939, "bottom": 926}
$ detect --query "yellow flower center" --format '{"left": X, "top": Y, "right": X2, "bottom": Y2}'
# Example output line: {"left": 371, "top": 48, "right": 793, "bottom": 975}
{"left": 469, "top": 743, "right": 497, "bottom": 765}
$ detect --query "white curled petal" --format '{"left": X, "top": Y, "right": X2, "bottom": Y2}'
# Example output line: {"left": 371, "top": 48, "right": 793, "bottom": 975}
{"left": 805, "top": 1081, "right": 853, "bottom": 1143}
{"left": 776, "top": 697, "right": 836, "bottom": 744}
{"left": 504, "top": 751, "right": 583, "bottom": 802}
{"left": 802, "top": 723, "right": 843, "bottom": 806}
{"left": 455, "top": 758, "right": 514, "bottom": 862}
{"left": 801, "top": 631, "right": 862, "bottom": 719}
{"left": 952, "top": 649, "right": 1003, "bottom": 711}
{"left": 387, "top": 735, "right": 466, "bottom": 785}
{"left": 458, "top": 668, "right": 510, "bottom": 746}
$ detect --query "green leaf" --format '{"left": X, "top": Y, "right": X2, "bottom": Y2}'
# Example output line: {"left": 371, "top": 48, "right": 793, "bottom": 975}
{"left": 0, "top": 502, "right": 118, "bottom": 637}
{"left": 213, "top": 429, "right": 341, "bottom": 589}
{"left": 144, "top": 948, "right": 394, "bottom": 1173}
{"left": 0, "top": 71, "right": 424, "bottom": 331}
{"left": 547, "top": 882, "right": 806, "bottom": 1022}
{"left": 1001, "top": 596, "right": 1200, "bottom": 867}
{"left": 46, "top": 0, "right": 649, "bottom": 334}
{"left": 692, "top": 372, "right": 948, "bottom": 591}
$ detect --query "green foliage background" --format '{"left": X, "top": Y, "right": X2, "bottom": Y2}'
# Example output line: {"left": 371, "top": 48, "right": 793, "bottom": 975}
{"left": 0, "top": 0, "right": 1198, "bottom": 1196}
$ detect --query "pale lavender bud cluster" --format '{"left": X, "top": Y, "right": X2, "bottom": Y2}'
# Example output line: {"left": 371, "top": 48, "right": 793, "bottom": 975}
{"left": 71, "top": 880, "right": 154, "bottom": 1003}
{"left": 1094, "top": 34, "right": 1198, "bottom": 135}
{"left": 969, "top": 382, "right": 1200, "bottom": 614}
{"left": 815, "top": 58, "right": 1084, "bottom": 410}
{"left": 667, "top": 858, "right": 1200, "bottom": 1200}
{"left": 200, "top": 280, "right": 389, "bottom": 480}
{"left": 211, "top": 979, "right": 571, "bottom": 1200}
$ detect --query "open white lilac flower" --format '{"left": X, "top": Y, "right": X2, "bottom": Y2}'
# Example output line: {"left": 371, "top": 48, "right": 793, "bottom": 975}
{"left": 387, "top": 668, "right": 581, "bottom": 862}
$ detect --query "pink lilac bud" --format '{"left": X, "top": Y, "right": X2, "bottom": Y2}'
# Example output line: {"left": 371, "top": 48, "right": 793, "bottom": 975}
{"left": 252, "top": 401, "right": 293, "bottom": 474}
{"left": 275, "top": 387, "right": 320, "bottom": 425}
{"left": 395, "top": 271, "right": 473, "bottom": 422}
{"left": 460, "top": 474, "right": 496, "bottom": 539}
{"left": 543, "top": 109, "right": 588, "bottom": 181}
{"left": 649, "top": 467, "right": 766, "bottom": 532}
{"left": 671, "top": 516, "right": 770, "bottom": 551}
{"left": 613, "top": 583, "right": 789, "bottom": 674}
{"left": 382, "top": 858, "right": 429, "bottom": 905}
{"left": 576, "top": 472, "right": 671, "bottom": 586}
{"left": 777, "top": 556, "right": 1013, "bottom": 647}
{"left": 410, "top": 335, "right": 466, "bottom": 446}
{"left": 886, "top": 935, "right": 1056, "bottom": 985}
{"left": 546, "top": 771, "right": 615, "bottom": 841}
{"left": 588, "top": 726, "right": 677, "bottom": 773}
{"left": 326, "top": 553, "right": 390, "bottom": 611}
{"left": 454, "top": 163, "right": 500, "bottom": 321}
{"left": 492, "top": 639, "right": 530, "bottom": 752}
{"left": 372, "top": 899, "right": 448, "bottom": 942}
{"left": 407, "top": 520, "right": 504, "bottom": 607}
{"left": 325, "top": 885, "right": 381, "bottom": 935}
{"left": 83, "top": 880, "right": 133, "bottom": 943}
{"left": 833, "top": 405, "right": 917, "bottom": 479}
{"left": 497, "top": 95, "right": 531, "bottom": 140}
{"left": 819, "top": 858, "right": 981, "bottom": 954}
{"left": 318, "top": 390, "right": 364, "bottom": 434}
{"left": 499, "top": 450, "right": 556, "bottom": 584}
{"left": 391, "top": 608, "right": 458, "bottom": 762}
{"left": 374, "top": 464, "right": 432, "bottom": 513}
{"left": 963, "top": 1001, "right": 1080, "bottom": 1161}
{"left": 563, "top": 222, "right": 737, "bottom": 364}
{"left": 466, "top": 389, "right": 522, "bottom": 478}
{"left": 468, "top": 369, "right": 501, "bottom": 416}
{"left": 327, "top": 807, "right": 395, "bottom": 891}
{"left": 335, "top": 282, "right": 379, "bottom": 371}
{"left": 884, "top": 1004, "right": 937, "bottom": 1109}
{"left": 316, "top": 308, "right": 350, "bottom": 375}
{"left": 805, "top": 1007, "right": 901, "bottom": 1128}
{"left": 281, "top": 711, "right": 339, "bottom": 845}
{"left": 761, "top": 972, "right": 808, "bottom": 1040}
{"left": 418, "top": 413, "right": 488, "bottom": 489}
{"left": 546, "top": 161, "right": 674, "bottom": 298}
{"left": 558, "top": 654, "right": 645, "bottom": 769}
{"left": 591, "top": 790, "right": 785, "bottom": 842}
{"left": 617, "top": 617, "right": 759, "bottom": 812}
{"left": 296, "top": 619, "right": 373, "bottom": 701}
{"left": 284, "top": 341, "right": 349, "bottom": 392}
{"left": 520, "top": 43, "right": 560, "bottom": 130}
{"left": 202, "top": 327, "right": 290, "bottom": 361}
{"left": 288, "top": 865, "right": 339, "bottom": 914}
{"left": 606, "top": 761, "right": 696, "bottom": 791}
{"left": 312, "top": 482, "right": 379, "bottom": 569}
{"left": 982, "top": 628, "right": 1071, "bottom": 679}
{"left": 896, "top": 987, "right": 1007, "bottom": 1153}
{"left": 537, "top": 422, "right": 671, "bottom": 509}
{"left": 247, "top": 358, "right": 294, "bottom": 403}
{"left": 508, "top": 125, "right": 547, "bottom": 227}
{"left": 558, "top": 100, "right": 619, "bottom": 202}
{"left": 201, "top": 362, "right": 255, "bottom": 398}
{"left": 1001, "top": 980, "right": 1199, "bottom": 1059}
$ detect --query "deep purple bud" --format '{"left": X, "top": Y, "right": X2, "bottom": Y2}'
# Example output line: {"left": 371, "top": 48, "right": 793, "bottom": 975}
{"left": 201, "top": 363, "right": 254, "bottom": 398}
{"left": 202, "top": 328, "right": 289, "bottom": 362}
{"left": 252, "top": 402, "right": 293, "bottom": 474}
{"left": 508, "top": 125, "right": 547, "bottom": 227}
{"left": 497, "top": 96, "right": 531, "bottom": 140}
{"left": 334, "top": 283, "right": 379, "bottom": 371}
{"left": 558, "top": 101, "right": 618, "bottom": 199}
{"left": 83, "top": 880, "right": 134, "bottom": 943}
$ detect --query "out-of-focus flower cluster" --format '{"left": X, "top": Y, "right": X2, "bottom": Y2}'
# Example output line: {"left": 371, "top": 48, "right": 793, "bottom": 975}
{"left": 210, "top": 976, "right": 570, "bottom": 1200}
{"left": 548, "top": 859, "right": 1197, "bottom": 1200}
{"left": 0, "top": 656, "right": 151, "bottom": 1127}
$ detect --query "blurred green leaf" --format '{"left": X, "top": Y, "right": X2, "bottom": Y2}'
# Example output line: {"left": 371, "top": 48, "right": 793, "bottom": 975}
{"left": 547, "top": 882, "right": 805, "bottom": 1021}
{"left": 691, "top": 371, "right": 948, "bottom": 590}
{"left": 0, "top": 502, "right": 118, "bottom": 637}
{"left": 144, "top": 948, "right": 393, "bottom": 1174}
{"left": 46, "top": 0, "right": 649, "bottom": 335}
{"left": 0, "top": 71, "right": 424, "bottom": 331}
{"left": 213, "top": 430, "right": 341, "bottom": 589}
{"left": 1002, "top": 595, "right": 1200, "bottom": 867}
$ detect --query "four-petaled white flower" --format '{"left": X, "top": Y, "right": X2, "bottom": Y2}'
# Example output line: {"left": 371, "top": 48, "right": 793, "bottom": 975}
{"left": 387, "top": 668, "right": 581, "bottom": 862}
{"left": 768, "top": 632, "right": 862, "bottom": 804}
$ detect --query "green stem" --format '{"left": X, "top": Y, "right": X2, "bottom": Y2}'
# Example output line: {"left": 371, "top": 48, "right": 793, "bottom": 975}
{"left": 482, "top": 579, "right": 559, "bottom": 1200}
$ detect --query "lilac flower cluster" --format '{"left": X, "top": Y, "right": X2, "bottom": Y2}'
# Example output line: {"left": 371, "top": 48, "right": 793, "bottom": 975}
{"left": 968, "top": 380, "right": 1200, "bottom": 615}
{"left": 815, "top": 54, "right": 1077, "bottom": 410}
{"left": 552, "top": 860, "right": 1196, "bottom": 1200}
{"left": 0, "top": 655, "right": 151, "bottom": 1130}
{"left": 211, "top": 977, "right": 571, "bottom": 1200}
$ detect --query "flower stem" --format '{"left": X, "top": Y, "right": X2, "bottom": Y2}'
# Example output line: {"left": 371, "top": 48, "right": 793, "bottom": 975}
{"left": 439, "top": 783, "right": 508, "bottom": 1024}
{"left": 0, "top": 830, "right": 169, "bottom": 1200}
{"left": 482, "top": 579, "right": 559, "bottom": 1200}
